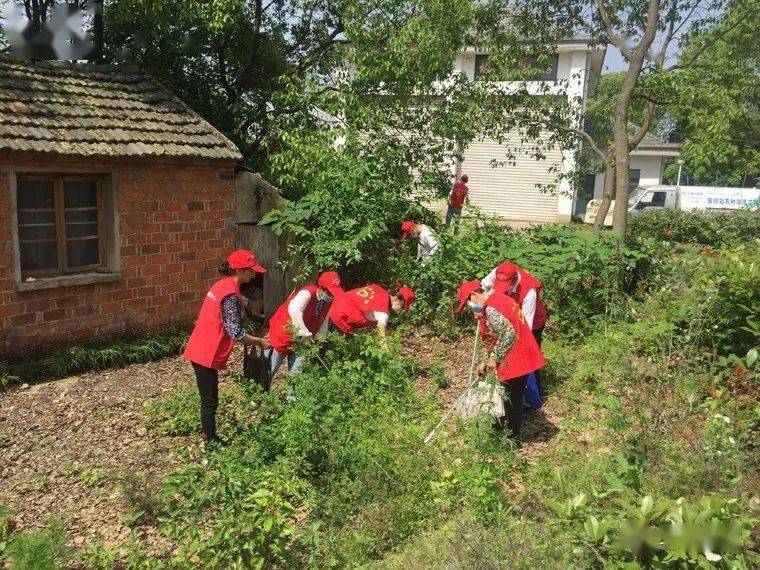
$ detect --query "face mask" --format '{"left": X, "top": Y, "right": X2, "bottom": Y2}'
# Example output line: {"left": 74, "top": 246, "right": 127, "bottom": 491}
{"left": 468, "top": 301, "right": 484, "bottom": 312}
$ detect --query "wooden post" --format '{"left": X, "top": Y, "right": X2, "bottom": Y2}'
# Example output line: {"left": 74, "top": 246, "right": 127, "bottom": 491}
{"left": 234, "top": 171, "right": 298, "bottom": 319}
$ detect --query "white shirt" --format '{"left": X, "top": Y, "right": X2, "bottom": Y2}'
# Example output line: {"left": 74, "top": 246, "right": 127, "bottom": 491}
{"left": 417, "top": 225, "right": 440, "bottom": 264}
{"left": 480, "top": 267, "right": 537, "bottom": 330}
{"left": 288, "top": 289, "right": 331, "bottom": 338}
{"left": 365, "top": 310, "right": 389, "bottom": 325}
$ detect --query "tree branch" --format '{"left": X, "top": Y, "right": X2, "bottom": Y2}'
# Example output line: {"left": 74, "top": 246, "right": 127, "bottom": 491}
{"left": 595, "top": 0, "right": 632, "bottom": 58}
{"left": 671, "top": 2, "right": 760, "bottom": 71}
{"left": 294, "top": 18, "right": 345, "bottom": 76}
{"left": 217, "top": 44, "right": 237, "bottom": 103}
{"left": 629, "top": 101, "right": 655, "bottom": 149}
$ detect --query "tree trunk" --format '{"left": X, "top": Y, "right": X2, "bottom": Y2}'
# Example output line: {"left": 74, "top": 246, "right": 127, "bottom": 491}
{"left": 609, "top": 0, "right": 661, "bottom": 232}
{"left": 593, "top": 166, "right": 615, "bottom": 230}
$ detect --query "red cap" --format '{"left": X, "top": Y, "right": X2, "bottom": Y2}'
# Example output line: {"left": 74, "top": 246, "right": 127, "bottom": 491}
{"left": 317, "top": 271, "right": 344, "bottom": 297}
{"left": 494, "top": 262, "right": 518, "bottom": 293}
{"left": 401, "top": 221, "right": 416, "bottom": 238}
{"left": 396, "top": 285, "right": 415, "bottom": 311}
{"left": 457, "top": 280, "right": 482, "bottom": 313}
{"left": 227, "top": 249, "right": 266, "bottom": 273}
{"left": 460, "top": 174, "right": 469, "bottom": 183}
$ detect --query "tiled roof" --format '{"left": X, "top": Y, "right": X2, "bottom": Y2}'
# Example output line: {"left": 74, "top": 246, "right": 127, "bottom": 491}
{"left": 0, "top": 57, "right": 242, "bottom": 161}
{"left": 635, "top": 129, "right": 682, "bottom": 150}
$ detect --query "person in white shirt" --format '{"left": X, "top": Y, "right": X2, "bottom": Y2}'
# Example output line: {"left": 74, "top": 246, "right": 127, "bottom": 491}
{"left": 481, "top": 264, "right": 537, "bottom": 331}
{"left": 401, "top": 220, "right": 440, "bottom": 265}
{"left": 268, "top": 271, "right": 344, "bottom": 376}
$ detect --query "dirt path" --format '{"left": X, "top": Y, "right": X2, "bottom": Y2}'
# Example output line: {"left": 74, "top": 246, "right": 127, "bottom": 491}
{"left": 0, "top": 354, "right": 243, "bottom": 550}
{"left": 0, "top": 335, "right": 562, "bottom": 551}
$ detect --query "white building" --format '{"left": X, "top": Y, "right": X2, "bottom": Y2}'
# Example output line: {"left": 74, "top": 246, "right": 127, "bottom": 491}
{"left": 450, "top": 40, "right": 606, "bottom": 224}
{"left": 591, "top": 131, "right": 682, "bottom": 201}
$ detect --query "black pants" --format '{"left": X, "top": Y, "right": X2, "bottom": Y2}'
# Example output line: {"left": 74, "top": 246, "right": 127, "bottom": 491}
{"left": 192, "top": 362, "right": 219, "bottom": 442}
{"left": 503, "top": 376, "right": 528, "bottom": 440}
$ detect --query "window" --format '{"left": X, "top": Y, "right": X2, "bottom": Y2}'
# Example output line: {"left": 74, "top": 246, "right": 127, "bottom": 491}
{"left": 650, "top": 191, "right": 667, "bottom": 207}
{"left": 474, "top": 54, "right": 559, "bottom": 81}
{"left": 636, "top": 191, "right": 667, "bottom": 210}
{"left": 16, "top": 174, "right": 106, "bottom": 278}
{"left": 628, "top": 169, "right": 641, "bottom": 194}
{"left": 474, "top": 54, "right": 492, "bottom": 79}
{"left": 521, "top": 54, "right": 559, "bottom": 81}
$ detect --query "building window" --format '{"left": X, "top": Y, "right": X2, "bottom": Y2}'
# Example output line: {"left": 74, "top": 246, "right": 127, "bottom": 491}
{"left": 16, "top": 174, "right": 107, "bottom": 278}
{"left": 521, "top": 54, "right": 559, "bottom": 81}
{"left": 474, "top": 54, "right": 492, "bottom": 79}
{"left": 629, "top": 169, "right": 641, "bottom": 194}
{"left": 474, "top": 54, "right": 559, "bottom": 81}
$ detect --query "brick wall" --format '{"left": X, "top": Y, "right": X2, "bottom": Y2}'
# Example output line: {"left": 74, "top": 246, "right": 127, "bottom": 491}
{"left": 0, "top": 153, "right": 237, "bottom": 358}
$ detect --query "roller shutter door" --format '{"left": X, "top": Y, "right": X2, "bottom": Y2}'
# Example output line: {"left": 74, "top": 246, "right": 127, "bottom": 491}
{"left": 462, "top": 136, "right": 563, "bottom": 222}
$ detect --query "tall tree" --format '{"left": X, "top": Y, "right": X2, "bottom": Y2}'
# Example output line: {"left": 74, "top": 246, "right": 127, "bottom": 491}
{"left": 663, "top": 0, "right": 760, "bottom": 186}
{"left": 522, "top": 0, "right": 732, "bottom": 232}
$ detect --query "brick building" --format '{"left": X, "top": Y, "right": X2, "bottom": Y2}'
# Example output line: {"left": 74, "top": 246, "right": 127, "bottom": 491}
{"left": 0, "top": 57, "right": 242, "bottom": 357}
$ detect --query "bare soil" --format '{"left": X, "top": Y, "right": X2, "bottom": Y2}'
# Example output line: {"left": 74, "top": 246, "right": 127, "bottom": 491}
{"left": 0, "top": 333, "right": 561, "bottom": 551}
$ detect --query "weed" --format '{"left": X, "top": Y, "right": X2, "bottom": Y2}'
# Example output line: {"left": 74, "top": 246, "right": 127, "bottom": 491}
{"left": 2, "top": 326, "right": 189, "bottom": 387}
{"left": 79, "top": 468, "right": 106, "bottom": 489}
{"left": 3, "top": 518, "right": 71, "bottom": 570}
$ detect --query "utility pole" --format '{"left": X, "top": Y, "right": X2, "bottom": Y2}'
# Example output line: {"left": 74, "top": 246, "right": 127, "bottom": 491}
{"left": 676, "top": 159, "right": 684, "bottom": 186}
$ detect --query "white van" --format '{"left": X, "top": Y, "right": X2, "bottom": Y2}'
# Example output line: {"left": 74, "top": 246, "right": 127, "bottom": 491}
{"left": 584, "top": 185, "right": 759, "bottom": 226}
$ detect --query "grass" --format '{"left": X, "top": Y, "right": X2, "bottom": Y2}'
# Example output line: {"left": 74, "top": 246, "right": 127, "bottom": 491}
{"left": 0, "top": 325, "right": 189, "bottom": 387}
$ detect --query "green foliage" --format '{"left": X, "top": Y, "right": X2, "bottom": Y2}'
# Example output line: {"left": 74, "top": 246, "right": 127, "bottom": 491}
{"left": 630, "top": 209, "right": 760, "bottom": 248}
{"left": 0, "top": 506, "right": 13, "bottom": 560}
{"left": 385, "top": 220, "right": 659, "bottom": 333}
{"left": 1, "top": 326, "right": 189, "bottom": 386}
{"left": 3, "top": 518, "right": 71, "bottom": 570}
{"left": 147, "top": 333, "right": 509, "bottom": 566}
{"left": 662, "top": 0, "right": 760, "bottom": 186}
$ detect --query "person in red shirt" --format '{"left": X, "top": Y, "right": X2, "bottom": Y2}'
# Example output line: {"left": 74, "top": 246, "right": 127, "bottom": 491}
{"left": 445, "top": 173, "right": 469, "bottom": 235}
{"left": 327, "top": 284, "right": 414, "bottom": 344}
{"left": 457, "top": 279, "right": 546, "bottom": 441}
{"left": 183, "top": 249, "right": 270, "bottom": 444}
{"left": 268, "top": 271, "right": 344, "bottom": 376}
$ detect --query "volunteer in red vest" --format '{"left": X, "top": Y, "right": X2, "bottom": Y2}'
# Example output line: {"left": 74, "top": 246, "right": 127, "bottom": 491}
{"left": 268, "top": 271, "right": 344, "bottom": 375}
{"left": 401, "top": 221, "right": 440, "bottom": 265}
{"left": 445, "top": 173, "right": 469, "bottom": 235}
{"left": 183, "top": 249, "right": 269, "bottom": 444}
{"left": 481, "top": 262, "right": 547, "bottom": 342}
{"left": 457, "top": 280, "right": 546, "bottom": 441}
{"left": 328, "top": 284, "right": 414, "bottom": 342}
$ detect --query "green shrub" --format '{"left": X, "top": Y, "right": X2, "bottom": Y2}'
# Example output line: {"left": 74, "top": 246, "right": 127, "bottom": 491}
{"left": 3, "top": 518, "right": 70, "bottom": 570}
{"left": 381, "top": 219, "right": 661, "bottom": 333}
{"left": 150, "top": 333, "right": 510, "bottom": 567}
{"left": 630, "top": 209, "right": 760, "bottom": 247}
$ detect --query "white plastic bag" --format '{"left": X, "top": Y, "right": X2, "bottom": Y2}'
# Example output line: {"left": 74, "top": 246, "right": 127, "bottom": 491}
{"left": 455, "top": 376, "right": 504, "bottom": 420}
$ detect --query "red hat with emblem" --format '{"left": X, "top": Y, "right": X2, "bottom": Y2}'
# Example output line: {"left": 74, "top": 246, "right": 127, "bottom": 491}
{"left": 317, "top": 271, "right": 344, "bottom": 297}
{"left": 456, "top": 279, "right": 482, "bottom": 313}
{"left": 401, "top": 221, "right": 416, "bottom": 238}
{"left": 397, "top": 285, "right": 415, "bottom": 311}
{"left": 494, "top": 262, "right": 518, "bottom": 293}
{"left": 227, "top": 249, "right": 266, "bottom": 273}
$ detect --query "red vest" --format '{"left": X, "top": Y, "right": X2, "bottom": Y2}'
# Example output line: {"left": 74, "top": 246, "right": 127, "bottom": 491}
{"left": 183, "top": 277, "right": 240, "bottom": 370}
{"left": 480, "top": 292, "right": 546, "bottom": 382}
{"left": 328, "top": 284, "right": 390, "bottom": 334}
{"left": 268, "top": 285, "right": 333, "bottom": 354}
{"left": 513, "top": 268, "right": 547, "bottom": 330}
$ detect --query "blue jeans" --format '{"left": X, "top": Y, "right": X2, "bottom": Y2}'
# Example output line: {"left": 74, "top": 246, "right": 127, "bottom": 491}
{"left": 269, "top": 348, "right": 304, "bottom": 376}
{"left": 445, "top": 206, "right": 462, "bottom": 235}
